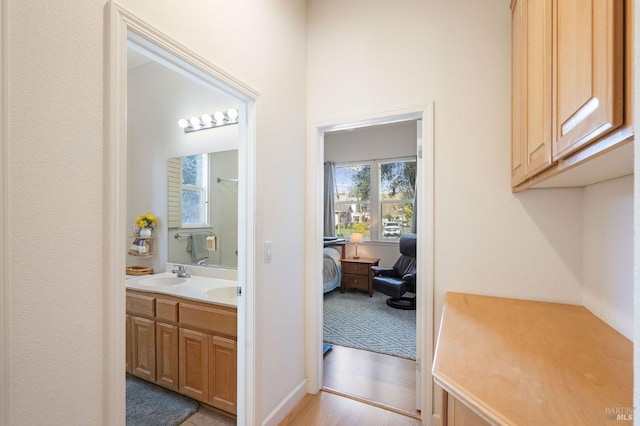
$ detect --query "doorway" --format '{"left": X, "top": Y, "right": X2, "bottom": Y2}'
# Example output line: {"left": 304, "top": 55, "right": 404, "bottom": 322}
{"left": 105, "top": 4, "right": 258, "bottom": 424}
{"left": 305, "top": 106, "right": 435, "bottom": 423}
{"left": 321, "top": 120, "right": 420, "bottom": 417}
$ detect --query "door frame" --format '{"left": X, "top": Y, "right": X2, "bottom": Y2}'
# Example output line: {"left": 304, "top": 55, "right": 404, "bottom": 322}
{"left": 105, "top": 3, "right": 258, "bottom": 424}
{"left": 305, "top": 104, "right": 435, "bottom": 425}
{"left": 0, "top": 0, "right": 7, "bottom": 423}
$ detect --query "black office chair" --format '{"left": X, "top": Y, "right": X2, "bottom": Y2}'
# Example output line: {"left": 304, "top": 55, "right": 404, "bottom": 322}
{"left": 372, "top": 233, "right": 416, "bottom": 310}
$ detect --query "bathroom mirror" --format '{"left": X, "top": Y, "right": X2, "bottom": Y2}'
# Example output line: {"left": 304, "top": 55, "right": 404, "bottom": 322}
{"left": 167, "top": 149, "right": 238, "bottom": 268}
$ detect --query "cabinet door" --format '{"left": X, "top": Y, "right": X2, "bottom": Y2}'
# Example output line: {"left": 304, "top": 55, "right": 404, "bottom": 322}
{"left": 131, "top": 316, "right": 156, "bottom": 381}
{"left": 525, "top": 0, "right": 552, "bottom": 176}
{"left": 512, "top": 0, "right": 553, "bottom": 186}
{"left": 553, "top": 0, "right": 623, "bottom": 159}
{"left": 125, "top": 315, "right": 132, "bottom": 374}
{"left": 179, "top": 328, "right": 208, "bottom": 402}
{"left": 445, "top": 392, "right": 489, "bottom": 426}
{"left": 208, "top": 335, "right": 237, "bottom": 414}
{"left": 156, "top": 322, "right": 179, "bottom": 391}
{"left": 511, "top": 0, "right": 526, "bottom": 186}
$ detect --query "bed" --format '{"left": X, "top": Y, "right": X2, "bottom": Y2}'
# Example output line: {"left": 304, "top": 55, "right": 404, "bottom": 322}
{"left": 323, "top": 246, "right": 342, "bottom": 293}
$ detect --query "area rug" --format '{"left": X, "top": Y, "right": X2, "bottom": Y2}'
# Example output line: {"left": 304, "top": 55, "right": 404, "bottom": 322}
{"left": 323, "top": 289, "right": 416, "bottom": 359}
{"left": 126, "top": 375, "right": 199, "bottom": 426}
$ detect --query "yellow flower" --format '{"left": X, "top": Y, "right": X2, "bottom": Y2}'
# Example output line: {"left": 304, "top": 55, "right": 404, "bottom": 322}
{"left": 135, "top": 213, "right": 157, "bottom": 230}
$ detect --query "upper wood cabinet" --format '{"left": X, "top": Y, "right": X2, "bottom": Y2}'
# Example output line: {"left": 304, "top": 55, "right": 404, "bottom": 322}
{"left": 511, "top": 0, "right": 632, "bottom": 190}
{"left": 511, "top": 0, "right": 553, "bottom": 187}
{"left": 553, "top": 0, "right": 623, "bottom": 158}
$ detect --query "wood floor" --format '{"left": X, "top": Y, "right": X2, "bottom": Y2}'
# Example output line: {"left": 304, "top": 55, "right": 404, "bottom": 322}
{"left": 279, "top": 391, "right": 422, "bottom": 425}
{"left": 323, "top": 345, "right": 420, "bottom": 418}
{"left": 183, "top": 345, "right": 420, "bottom": 425}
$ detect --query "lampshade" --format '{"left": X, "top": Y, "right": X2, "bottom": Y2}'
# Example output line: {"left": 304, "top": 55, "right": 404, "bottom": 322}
{"left": 350, "top": 232, "right": 364, "bottom": 244}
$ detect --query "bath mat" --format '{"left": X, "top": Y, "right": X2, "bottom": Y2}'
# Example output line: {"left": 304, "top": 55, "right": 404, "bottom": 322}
{"left": 126, "top": 375, "right": 199, "bottom": 426}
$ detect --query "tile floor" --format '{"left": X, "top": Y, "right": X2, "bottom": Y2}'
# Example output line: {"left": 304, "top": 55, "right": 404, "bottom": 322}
{"left": 181, "top": 405, "right": 236, "bottom": 426}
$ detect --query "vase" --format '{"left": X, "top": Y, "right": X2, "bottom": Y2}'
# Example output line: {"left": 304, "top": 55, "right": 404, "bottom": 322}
{"left": 139, "top": 228, "right": 152, "bottom": 238}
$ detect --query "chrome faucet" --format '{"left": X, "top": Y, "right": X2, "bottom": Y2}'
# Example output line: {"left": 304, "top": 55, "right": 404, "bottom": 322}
{"left": 197, "top": 258, "right": 207, "bottom": 266}
{"left": 172, "top": 264, "right": 190, "bottom": 278}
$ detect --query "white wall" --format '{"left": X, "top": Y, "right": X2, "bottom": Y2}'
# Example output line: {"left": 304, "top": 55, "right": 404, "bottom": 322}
{"left": 582, "top": 175, "right": 633, "bottom": 339}
{"left": 5, "top": 0, "right": 308, "bottom": 424}
{"left": 308, "top": 0, "right": 584, "bottom": 419}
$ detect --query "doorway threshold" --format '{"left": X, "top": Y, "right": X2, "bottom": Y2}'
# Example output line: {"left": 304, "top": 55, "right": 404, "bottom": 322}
{"left": 322, "top": 344, "right": 420, "bottom": 419}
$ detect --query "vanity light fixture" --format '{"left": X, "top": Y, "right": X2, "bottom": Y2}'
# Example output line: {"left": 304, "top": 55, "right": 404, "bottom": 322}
{"left": 178, "top": 108, "right": 239, "bottom": 134}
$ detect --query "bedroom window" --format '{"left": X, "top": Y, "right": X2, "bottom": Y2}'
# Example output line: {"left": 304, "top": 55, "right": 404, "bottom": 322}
{"left": 181, "top": 153, "right": 209, "bottom": 227}
{"left": 334, "top": 157, "right": 416, "bottom": 241}
{"left": 335, "top": 164, "right": 371, "bottom": 240}
{"left": 379, "top": 159, "right": 416, "bottom": 240}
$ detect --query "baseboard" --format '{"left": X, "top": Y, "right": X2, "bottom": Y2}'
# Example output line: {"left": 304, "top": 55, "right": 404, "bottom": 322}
{"left": 261, "top": 379, "right": 307, "bottom": 426}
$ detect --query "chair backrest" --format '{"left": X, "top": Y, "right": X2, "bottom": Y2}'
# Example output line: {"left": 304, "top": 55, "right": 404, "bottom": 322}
{"left": 393, "top": 233, "right": 416, "bottom": 277}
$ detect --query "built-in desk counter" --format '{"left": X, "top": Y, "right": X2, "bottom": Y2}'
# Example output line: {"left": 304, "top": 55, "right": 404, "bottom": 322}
{"left": 432, "top": 292, "right": 632, "bottom": 425}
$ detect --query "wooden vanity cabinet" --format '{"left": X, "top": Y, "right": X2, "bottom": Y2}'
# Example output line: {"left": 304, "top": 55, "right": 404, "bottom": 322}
{"left": 155, "top": 298, "right": 179, "bottom": 391}
{"left": 510, "top": 0, "right": 631, "bottom": 190}
{"left": 125, "top": 289, "right": 238, "bottom": 415}
{"left": 125, "top": 314, "right": 132, "bottom": 374}
{"left": 179, "top": 301, "right": 238, "bottom": 414}
{"left": 209, "top": 335, "right": 237, "bottom": 414}
{"left": 126, "top": 292, "right": 156, "bottom": 382}
{"left": 179, "top": 327, "right": 209, "bottom": 401}
{"left": 156, "top": 322, "right": 179, "bottom": 391}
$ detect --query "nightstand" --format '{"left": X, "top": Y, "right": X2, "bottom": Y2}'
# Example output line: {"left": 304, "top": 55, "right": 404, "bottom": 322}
{"left": 340, "top": 257, "right": 380, "bottom": 297}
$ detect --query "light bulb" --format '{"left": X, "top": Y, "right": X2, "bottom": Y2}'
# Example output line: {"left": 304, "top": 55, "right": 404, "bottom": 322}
{"left": 178, "top": 118, "right": 189, "bottom": 129}
{"left": 201, "top": 114, "right": 213, "bottom": 125}
{"left": 189, "top": 116, "right": 201, "bottom": 127}
{"left": 213, "top": 111, "right": 225, "bottom": 124}
{"left": 227, "top": 108, "right": 238, "bottom": 121}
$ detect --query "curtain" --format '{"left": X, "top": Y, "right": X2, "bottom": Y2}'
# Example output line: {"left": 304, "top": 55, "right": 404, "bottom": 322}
{"left": 324, "top": 161, "right": 336, "bottom": 237}
{"left": 411, "top": 180, "right": 417, "bottom": 233}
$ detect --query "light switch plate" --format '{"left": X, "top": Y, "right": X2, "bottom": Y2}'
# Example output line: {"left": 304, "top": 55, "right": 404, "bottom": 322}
{"left": 264, "top": 240, "right": 272, "bottom": 262}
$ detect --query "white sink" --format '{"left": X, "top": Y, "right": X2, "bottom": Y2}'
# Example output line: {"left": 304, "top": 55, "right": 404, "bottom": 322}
{"left": 137, "top": 276, "right": 187, "bottom": 287}
{"left": 206, "top": 287, "right": 237, "bottom": 299}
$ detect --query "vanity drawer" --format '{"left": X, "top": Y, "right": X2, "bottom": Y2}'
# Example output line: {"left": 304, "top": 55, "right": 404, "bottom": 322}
{"left": 126, "top": 292, "right": 155, "bottom": 318}
{"left": 179, "top": 303, "right": 237, "bottom": 337}
{"left": 156, "top": 298, "right": 179, "bottom": 323}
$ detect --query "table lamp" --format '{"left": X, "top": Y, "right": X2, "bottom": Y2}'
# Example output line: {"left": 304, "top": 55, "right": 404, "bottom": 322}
{"left": 350, "top": 232, "right": 363, "bottom": 259}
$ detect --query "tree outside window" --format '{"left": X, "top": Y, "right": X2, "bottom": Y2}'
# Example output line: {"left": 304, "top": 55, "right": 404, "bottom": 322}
{"left": 380, "top": 160, "right": 416, "bottom": 239}
{"left": 334, "top": 164, "right": 370, "bottom": 239}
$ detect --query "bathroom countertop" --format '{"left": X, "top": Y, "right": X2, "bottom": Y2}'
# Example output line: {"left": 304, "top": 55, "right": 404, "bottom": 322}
{"left": 125, "top": 272, "right": 238, "bottom": 308}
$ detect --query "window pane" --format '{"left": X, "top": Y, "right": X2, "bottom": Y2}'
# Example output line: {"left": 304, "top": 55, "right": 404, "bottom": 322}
{"left": 380, "top": 160, "right": 416, "bottom": 200}
{"left": 182, "top": 188, "right": 204, "bottom": 225}
{"left": 381, "top": 202, "right": 413, "bottom": 240}
{"left": 335, "top": 202, "right": 370, "bottom": 240}
{"left": 335, "top": 165, "right": 371, "bottom": 202}
{"left": 182, "top": 154, "right": 204, "bottom": 186}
